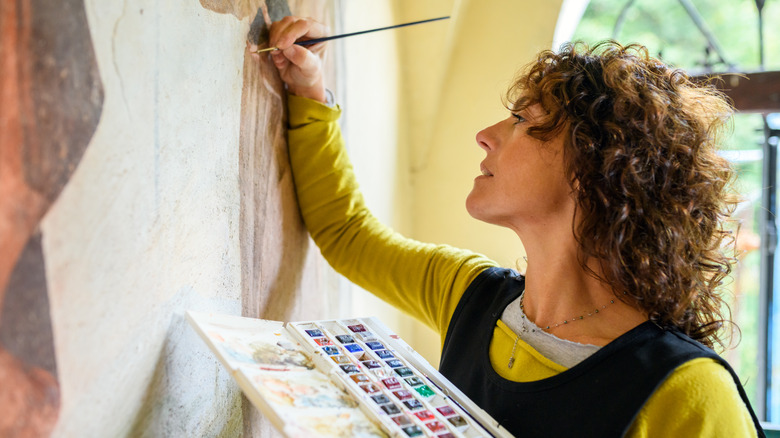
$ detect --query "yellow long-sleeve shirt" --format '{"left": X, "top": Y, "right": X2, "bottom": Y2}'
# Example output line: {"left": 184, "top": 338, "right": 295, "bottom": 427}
{"left": 286, "top": 94, "right": 758, "bottom": 437}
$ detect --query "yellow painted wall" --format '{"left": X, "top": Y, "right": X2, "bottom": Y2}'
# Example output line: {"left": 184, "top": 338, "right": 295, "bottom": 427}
{"left": 396, "top": 0, "right": 565, "bottom": 365}
{"left": 338, "top": 0, "right": 406, "bottom": 340}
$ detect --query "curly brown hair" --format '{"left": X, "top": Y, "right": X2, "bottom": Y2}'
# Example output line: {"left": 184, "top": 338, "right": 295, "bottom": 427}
{"left": 507, "top": 41, "right": 738, "bottom": 349}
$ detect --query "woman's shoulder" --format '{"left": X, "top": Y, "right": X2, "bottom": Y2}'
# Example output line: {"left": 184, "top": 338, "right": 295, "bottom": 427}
{"left": 626, "top": 357, "right": 758, "bottom": 437}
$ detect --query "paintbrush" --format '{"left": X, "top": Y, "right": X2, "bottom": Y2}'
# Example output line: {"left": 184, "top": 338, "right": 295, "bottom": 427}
{"left": 254, "top": 16, "right": 450, "bottom": 53}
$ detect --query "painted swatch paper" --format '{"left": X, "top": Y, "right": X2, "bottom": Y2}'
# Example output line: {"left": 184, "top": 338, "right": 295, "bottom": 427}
{"left": 187, "top": 311, "right": 513, "bottom": 438}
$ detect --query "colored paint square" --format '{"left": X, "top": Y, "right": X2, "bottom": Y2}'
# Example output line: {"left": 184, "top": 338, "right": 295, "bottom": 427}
{"left": 386, "top": 359, "right": 403, "bottom": 368}
{"left": 359, "top": 383, "right": 380, "bottom": 394}
{"left": 348, "top": 324, "right": 367, "bottom": 332}
{"left": 425, "top": 421, "right": 447, "bottom": 433}
{"left": 381, "top": 404, "right": 401, "bottom": 415}
{"left": 403, "top": 399, "right": 423, "bottom": 410}
{"left": 414, "top": 410, "right": 435, "bottom": 422}
{"left": 336, "top": 334, "right": 355, "bottom": 344}
{"left": 375, "top": 350, "right": 394, "bottom": 359}
{"left": 404, "top": 377, "right": 423, "bottom": 387}
{"left": 414, "top": 385, "right": 435, "bottom": 398}
{"left": 344, "top": 344, "right": 364, "bottom": 353}
{"left": 362, "top": 360, "right": 382, "bottom": 369}
{"left": 391, "top": 415, "right": 412, "bottom": 426}
{"left": 371, "top": 368, "right": 392, "bottom": 378}
{"left": 313, "top": 337, "right": 333, "bottom": 346}
{"left": 305, "top": 329, "right": 324, "bottom": 337}
{"left": 436, "top": 406, "right": 457, "bottom": 417}
{"left": 436, "top": 434, "right": 455, "bottom": 438}
{"left": 402, "top": 425, "right": 423, "bottom": 437}
{"left": 365, "top": 341, "right": 384, "bottom": 350}
{"left": 356, "top": 332, "right": 377, "bottom": 341}
{"left": 371, "top": 394, "right": 391, "bottom": 405}
{"left": 340, "top": 364, "right": 359, "bottom": 374}
{"left": 392, "top": 390, "right": 413, "bottom": 400}
{"left": 447, "top": 416, "right": 468, "bottom": 427}
{"left": 382, "top": 377, "right": 401, "bottom": 390}
{"left": 322, "top": 346, "right": 340, "bottom": 355}
{"left": 394, "top": 367, "right": 414, "bottom": 377}
{"left": 332, "top": 355, "right": 351, "bottom": 364}
{"left": 351, "top": 374, "right": 370, "bottom": 384}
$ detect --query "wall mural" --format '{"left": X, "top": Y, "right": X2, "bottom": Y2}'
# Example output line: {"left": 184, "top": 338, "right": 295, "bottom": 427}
{"left": 199, "top": 0, "right": 336, "bottom": 328}
{"left": 200, "top": 1, "right": 337, "bottom": 434}
{"left": 0, "top": 0, "right": 103, "bottom": 435}
{"left": 1, "top": 0, "right": 338, "bottom": 434}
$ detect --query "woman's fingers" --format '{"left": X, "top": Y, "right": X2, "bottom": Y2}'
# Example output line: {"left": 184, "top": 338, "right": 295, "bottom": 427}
{"left": 280, "top": 45, "right": 315, "bottom": 69}
{"left": 270, "top": 16, "right": 328, "bottom": 50}
{"left": 264, "top": 16, "right": 328, "bottom": 103}
{"left": 270, "top": 50, "right": 289, "bottom": 69}
{"left": 268, "top": 15, "right": 298, "bottom": 49}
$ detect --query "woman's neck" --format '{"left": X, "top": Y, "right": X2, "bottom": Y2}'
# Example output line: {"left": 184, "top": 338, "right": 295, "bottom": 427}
{"left": 518, "top": 231, "right": 647, "bottom": 346}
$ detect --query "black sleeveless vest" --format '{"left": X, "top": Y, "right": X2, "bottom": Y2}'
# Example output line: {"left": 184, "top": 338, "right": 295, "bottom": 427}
{"left": 439, "top": 267, "right": 764, "bottom": 437}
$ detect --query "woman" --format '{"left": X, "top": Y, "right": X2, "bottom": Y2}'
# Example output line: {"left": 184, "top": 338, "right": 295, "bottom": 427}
{"left": 260, "top": 16, "right": 765, "bottom": 437}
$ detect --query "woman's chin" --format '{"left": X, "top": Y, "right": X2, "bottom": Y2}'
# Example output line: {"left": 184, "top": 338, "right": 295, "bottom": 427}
{"left": 464, "top": 193, "right": 480, "bottom": 219}
{"left": 465, "top": 194, "right": 490, "bottom": 223}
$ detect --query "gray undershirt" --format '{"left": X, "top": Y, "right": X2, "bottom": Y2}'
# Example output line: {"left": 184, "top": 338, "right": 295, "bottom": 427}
{"left": 500, "top": 293, "right": 601, "bottom": 368}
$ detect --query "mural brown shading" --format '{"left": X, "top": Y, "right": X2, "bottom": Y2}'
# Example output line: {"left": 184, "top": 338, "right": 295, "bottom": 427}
{"left": 200, "top": 0, "right": 337, "bottom": 435}
{"left": 0, "top": 0, "right": 103, "bottom": 435}
{"left": 199, "top": 0, "right": 335, "bottom": 326}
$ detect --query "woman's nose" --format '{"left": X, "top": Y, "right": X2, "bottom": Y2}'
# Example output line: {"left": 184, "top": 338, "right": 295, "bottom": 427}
{"left": 476, "top": 120, "right": 501, "bottom": 152}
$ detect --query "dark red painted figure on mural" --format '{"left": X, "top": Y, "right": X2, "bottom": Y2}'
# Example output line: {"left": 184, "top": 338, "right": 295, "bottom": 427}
{"left": 1, "top": 0, "right": 103, "bottom": 435}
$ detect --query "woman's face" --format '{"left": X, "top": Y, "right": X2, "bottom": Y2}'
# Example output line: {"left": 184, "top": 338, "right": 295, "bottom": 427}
{"left": 466, "top": 104, "right": 575, "bottom": 233}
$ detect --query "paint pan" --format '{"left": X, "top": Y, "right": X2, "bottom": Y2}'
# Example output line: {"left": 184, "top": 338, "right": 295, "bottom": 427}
{"left": 404, "top": 376, "right": 424, "bottom": 387}
{"left": 332, "top": 355, "right": 351, "bottom": 365}
{"left": 392, "top": 390, "right": 413, "bottom": 401}
{"left": 312, "top": 338, "right": 332, "bottom": 346}
{"left": 356, "top": 331, "right": 379, "bottom": 342}
{"left": 371, "top": 394, "right": 391, "bottom": 405}
{"left": 413, "top": 410, "right": 436, "bottom": 422}
{"left": 403, "top": 399, "right": 423, "bottom": 411}
{"left": 386, "top": 359, "right": 404, "bottom": 368}
{"left": 391, "top": 415, "right": 412, "bottom": 426}
{"left": 436, "top": 405, "right": 457, "bottom": 417}
{"left": 336, "top": 334, "right": 355, "bottom": 344}
{"left": 401, "top": 425, "right": 424, "bottom": 437}
{"left": 340, "top": 364, "right": 359, "bottom": 374}
{"left": 425, "top": 420, "right": 448, "bottom": 433}
{"left": 414, "top": 385, "right": 436, "bottom": 398}
{"left": 365, "top": 341, "right": 384, "bottom": 350}
{"left": 381, "top": 377, "right": 401, "bottom": 390}
{"left": 375, "top": 349, "right": 394, "bottom": 359}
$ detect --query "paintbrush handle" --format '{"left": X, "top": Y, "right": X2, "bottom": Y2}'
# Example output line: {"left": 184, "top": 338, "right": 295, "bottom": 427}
{"left": 254, "top": 16, "right": 449, "bottom": 53}
{"left": 295, "top": 16, "right": 450, "bottom": 46}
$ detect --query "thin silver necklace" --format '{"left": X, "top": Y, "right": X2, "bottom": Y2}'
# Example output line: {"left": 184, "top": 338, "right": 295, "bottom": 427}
{"left": 507, "top": 291, "right": 617, "bottom": 369}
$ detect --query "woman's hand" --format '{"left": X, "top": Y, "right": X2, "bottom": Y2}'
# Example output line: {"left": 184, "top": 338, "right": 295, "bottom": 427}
{"left": 266, "top": 16, "right": 328, "bottom": 103}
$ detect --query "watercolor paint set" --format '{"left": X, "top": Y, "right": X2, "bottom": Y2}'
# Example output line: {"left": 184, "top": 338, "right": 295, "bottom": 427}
{"left": 186, "top": 311, "right": 513, "bottom": 438}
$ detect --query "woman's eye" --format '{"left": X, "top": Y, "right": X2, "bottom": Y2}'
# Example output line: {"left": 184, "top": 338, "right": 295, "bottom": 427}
{"left": 512, "top": 113, "right": 526, "bottom": 124}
